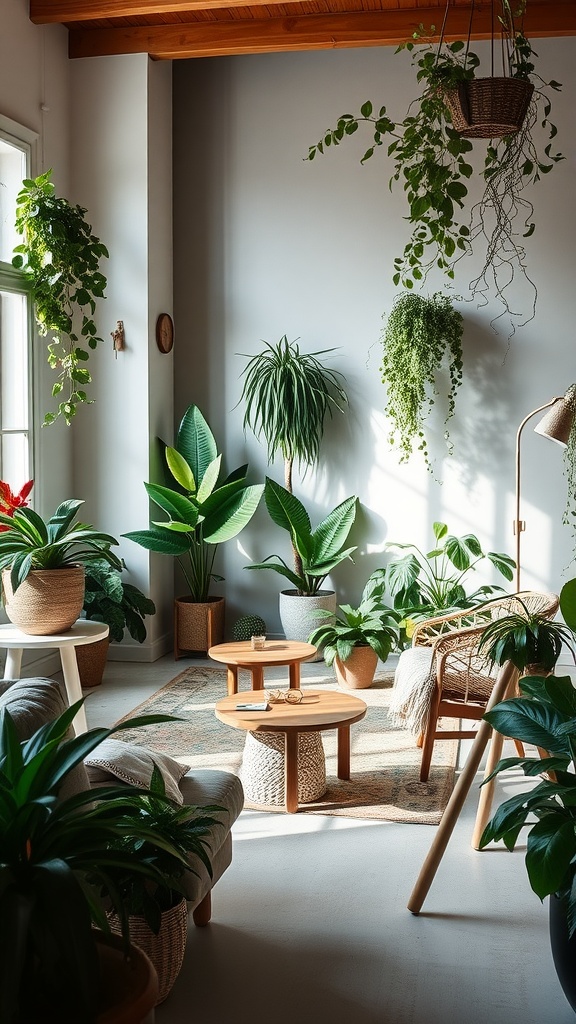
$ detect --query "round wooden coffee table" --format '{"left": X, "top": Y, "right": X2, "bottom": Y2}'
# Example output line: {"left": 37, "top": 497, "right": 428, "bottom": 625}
{"left": 208, "top": 639, "right": 317, "bottom": 696}
{"left": 215, "top": 688, "right": 367, "bottom": 812}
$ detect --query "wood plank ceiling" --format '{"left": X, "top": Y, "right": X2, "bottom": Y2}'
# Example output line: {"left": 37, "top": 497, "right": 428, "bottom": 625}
{"left": 29, "top": 0, "right": 576, "bottom": 60}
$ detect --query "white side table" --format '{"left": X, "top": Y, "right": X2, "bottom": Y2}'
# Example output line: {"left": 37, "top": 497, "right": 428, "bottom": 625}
{"left": 0, "top": 619, "right": 109, "bottom": 734}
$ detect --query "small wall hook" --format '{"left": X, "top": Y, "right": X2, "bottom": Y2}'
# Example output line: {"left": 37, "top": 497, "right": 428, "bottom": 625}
{"left": 111, "top": 320, "right": 125, "bottom": 358}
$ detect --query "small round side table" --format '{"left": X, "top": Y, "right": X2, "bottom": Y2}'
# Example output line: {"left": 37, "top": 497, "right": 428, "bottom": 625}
{"left": 208, "top": 639, "right": 317, "bottom": 695}
{"left": 0, "top": 619, "right": 110, "bottom": 734}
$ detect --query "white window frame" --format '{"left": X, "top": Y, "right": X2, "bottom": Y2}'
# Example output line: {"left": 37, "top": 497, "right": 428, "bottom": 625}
{"left": 0, "top": 115, "right": 38, "bottom": 494}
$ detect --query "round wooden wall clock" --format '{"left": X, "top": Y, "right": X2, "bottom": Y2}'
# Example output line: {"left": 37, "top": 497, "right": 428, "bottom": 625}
{"left": 156, "top": 313, "right": 174, "bottom": 353}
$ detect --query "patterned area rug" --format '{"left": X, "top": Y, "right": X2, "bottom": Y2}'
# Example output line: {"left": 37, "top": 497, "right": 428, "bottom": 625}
{"left": 116, "top": 666, "right": 458, "bottom": 824}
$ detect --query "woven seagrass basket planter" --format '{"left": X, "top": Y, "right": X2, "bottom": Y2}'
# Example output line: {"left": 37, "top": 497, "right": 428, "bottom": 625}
{"left": 174, "top": 595, "right": 225, "bottom": 658}
{"left": 108, "top": 898, "right": 188, "bottom": 1006}
{"left": 444, "top": 77, "right": 534, "bottom": 138}
{"left": 1, "top": 565, "right": 85, "bottom": 635}
{"left": 76, "top": 635, "right": 111, "bottom": 687}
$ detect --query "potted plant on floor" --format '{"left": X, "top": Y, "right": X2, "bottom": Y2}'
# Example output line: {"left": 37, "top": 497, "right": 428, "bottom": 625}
{"left": 308, "top": 574, "right": 400, "bottom": 688}
{"left": 370, "top": 520, "right": 515, "bottom": 648}
{"left": 477, "top": 596, "right": 575, "bottom": 676}
{"left": 0, "top": 696, "right": 201, "bottom": 1023}
{"left": 479, "top": 671, "right": 576, "bottom": 1012}
{"left": 306, "top": 1, "right": 563, "bottom": 333}
{"left": 12, "top": 169, "right": 109, "bottom": 425}
{"left": 124, "top": 404, "right": 264, "bottom": 656}
{"left": 0, "top": 495, "right": 122, "bottom": 635}
{"left": 380, "top": 291, "right": 464, "bottom": 470}
{"left": 78, "top": 559, "right": 157, "bottom": 686}
{"left": 238, "top": 334, "right": 349, "bottom": 632}
{"left": 245, "top": 477, "right": 358, "bottom": 656}
{"left": 104, "top": 771, "right": 222, "bottom": 1004}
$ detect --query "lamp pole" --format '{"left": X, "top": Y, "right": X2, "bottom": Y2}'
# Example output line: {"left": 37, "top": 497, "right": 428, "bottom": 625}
{"left": 514, "top": 397, "right": 562, "bottom": 592}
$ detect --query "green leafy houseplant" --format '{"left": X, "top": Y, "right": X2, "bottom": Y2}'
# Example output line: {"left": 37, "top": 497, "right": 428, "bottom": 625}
{"left": 477, "top": 598, "right": 576, "bottom": 673}
{"left": 560, "top": 384, "right": 576, "bottom": 552}
{"left": 371, "top": 520, "right": 515, "bottom": 645}
{"left": 124, "top": 404, "right": 264, "bottom": 603}
{"left": 83, "top": 559, "right": 156, "bottom": 644}
{"left": 12, "top": 169, "right": 109, "bottom": 425}
{"left": 380, "top": 291, "right": 463, "bottom": 468}
{"left": 0, "top": 697, "right": 204, "bottom": 1024}
{"left": 479, "top": 673, "right": 576, "bottom": 937}
{"left": 238, "top": 335, "right": 348, "bottom": 582}
{"left": 245, "top": 477, "right": 358, "bottom": 597}
{"left": 308, "top": 574, "right": 400, "bottom": 667}
{"left": 306, "top": 2, "right": 563, "bottom": 331}
{"left": 0, "top": 498, "right": 121, "bottom": 593}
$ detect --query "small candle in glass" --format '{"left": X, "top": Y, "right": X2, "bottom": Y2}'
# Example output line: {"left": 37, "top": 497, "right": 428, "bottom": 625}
{"left": 251, "top": 635, "right": 266, "bottom": 650}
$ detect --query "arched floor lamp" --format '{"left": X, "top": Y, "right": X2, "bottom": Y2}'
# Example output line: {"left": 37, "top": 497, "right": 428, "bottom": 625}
{"left": 515, "top": 388, "right": 575, "bottom": 592}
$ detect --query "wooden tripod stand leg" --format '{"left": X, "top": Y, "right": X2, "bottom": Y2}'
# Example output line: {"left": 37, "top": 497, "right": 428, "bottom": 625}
{"left": 407, "top": 662, "right": 516, "bottom": 915}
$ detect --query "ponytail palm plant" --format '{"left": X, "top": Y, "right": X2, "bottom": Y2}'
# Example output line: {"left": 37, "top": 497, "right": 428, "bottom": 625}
{"left": 238, "top": 335, "right": 348, "bottom": 582}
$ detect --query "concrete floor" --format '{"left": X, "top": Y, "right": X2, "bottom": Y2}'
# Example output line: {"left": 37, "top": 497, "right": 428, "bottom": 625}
{"left": 76, "top": 654, "right": 576, "bottom": 1024}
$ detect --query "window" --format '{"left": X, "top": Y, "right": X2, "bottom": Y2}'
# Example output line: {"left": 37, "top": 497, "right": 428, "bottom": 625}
{"left": 0, "top": 117, "right": 36, "bottom": 490}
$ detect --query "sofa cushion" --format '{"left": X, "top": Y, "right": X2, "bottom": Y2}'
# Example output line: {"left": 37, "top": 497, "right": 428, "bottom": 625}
{"left": 85, "top": 738, "right": 190, "bottom": 805}
{"left": 0, "top": 677, "right": 92, "bottom": 797}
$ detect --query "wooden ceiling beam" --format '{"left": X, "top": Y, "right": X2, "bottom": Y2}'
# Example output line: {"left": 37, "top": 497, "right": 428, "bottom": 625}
{"left": 68, "top": 4, "right": 576, "bottom": 59}
{"left": 30, "top": 0, "right": 273, "bottom": 21}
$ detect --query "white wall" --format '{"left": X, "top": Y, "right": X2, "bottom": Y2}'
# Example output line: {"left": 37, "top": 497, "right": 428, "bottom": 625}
{"left": 173, "top": 42, "right": 576, "bottom": 636}
{"left": 69, "top": 54, "right": 174, "bottom": 660}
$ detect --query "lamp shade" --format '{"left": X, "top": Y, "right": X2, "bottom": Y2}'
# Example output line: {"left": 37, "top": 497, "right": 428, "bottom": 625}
{"left": 534, "top": 396, "right": 574, "bottom": 447}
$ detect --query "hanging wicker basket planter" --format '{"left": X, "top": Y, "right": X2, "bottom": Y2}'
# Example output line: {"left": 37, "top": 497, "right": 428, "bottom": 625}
{"left": 444, "top": 77, "right": 534, "bottom": 138}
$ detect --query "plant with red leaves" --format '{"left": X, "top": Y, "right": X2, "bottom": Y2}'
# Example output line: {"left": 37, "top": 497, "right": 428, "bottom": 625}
{"left": 0, "top": 480, "right": 33, "bottom": 530}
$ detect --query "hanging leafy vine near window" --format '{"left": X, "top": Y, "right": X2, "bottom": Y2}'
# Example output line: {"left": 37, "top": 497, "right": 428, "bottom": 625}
{"left": 305, "top": 0, "right": 563, "bottom": 335}
{"left": 12, "top": 169, "right": 109, "bottom": 426}
{"left": 562, "top": 384, "right": 576, "bottom": 552}
{"left": 380, "top": 291, "right": 464, "bottom": 470}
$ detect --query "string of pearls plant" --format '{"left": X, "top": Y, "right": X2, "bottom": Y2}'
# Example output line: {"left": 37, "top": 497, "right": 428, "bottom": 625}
{"left": 380, "top": 291, "right": 464, "bottom": 470}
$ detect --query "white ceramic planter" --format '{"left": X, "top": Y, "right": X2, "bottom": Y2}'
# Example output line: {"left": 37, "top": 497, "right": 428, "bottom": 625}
{"left": 278, "top": 590, "right": 337, "bottom": 662}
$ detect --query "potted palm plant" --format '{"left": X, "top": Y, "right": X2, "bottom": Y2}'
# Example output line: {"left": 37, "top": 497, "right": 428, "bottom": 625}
{"left": 0, "top": 696, "right": 201, "bottom": 1023}
{"left": 124, "top": 404, "right": 263, "bottom": 655}
{"left": 245, "top": 477, "right": 358, "bottom": 656}
{"left": 0, "top": 496, "right": 121, "bottom": 635}
{"left": 477, "top": 597, "right": 575, "bottom": 675}
{"left": 78, "top": 559, "right": 156, "bottom": 686}
{"left": 308, "top": 574, "right": 400, "bottom": 688}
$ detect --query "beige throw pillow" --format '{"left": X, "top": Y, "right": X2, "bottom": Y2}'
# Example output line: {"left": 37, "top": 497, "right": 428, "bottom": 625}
{"left": 84, "top": 738, "right": 189, "bottom": 805}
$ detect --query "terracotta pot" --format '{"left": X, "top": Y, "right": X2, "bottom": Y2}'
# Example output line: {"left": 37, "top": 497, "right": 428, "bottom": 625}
{"left": 76, "top": 635, "right": 111, "bottom": 687}
{"left": 279, "top": 590, "right": 336, "bottom": 663}
{"left": 334, "top": 645, "right": 378, "bottom": 689}
{"left": 108, "top": 898, "right": 188, "bottom": 1006}
{"left": 1, "top": 566, "right": 85, "bottom": 635}
{"left": 174, "top": 595, "right": 225, "bottom": 657}
{"left": 95, "top": 930, "right": 158, "bottom": 1024}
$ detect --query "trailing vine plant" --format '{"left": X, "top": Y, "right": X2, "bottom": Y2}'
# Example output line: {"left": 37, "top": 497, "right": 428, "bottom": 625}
{"left": 380, "top": 291, "right": 463, "bottom": 469}
{"left": 306, "top": 2, "right": 563, "bottom": 334}
{"left": 12, "top": 169, "right": 109, "bottom": 425}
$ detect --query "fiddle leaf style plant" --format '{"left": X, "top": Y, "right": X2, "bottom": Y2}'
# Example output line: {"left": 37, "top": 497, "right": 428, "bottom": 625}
{"left": 12, "top": 169, "right": 109, "bottom": 425}
{"left": 124, "top": 404, "right": 264, "bottom": 603}
{"left": 479, "top": 673, "right": 576, "bottom": 938}
{"left": 246, "top": 477, "right": 358, "bottom": 597}
{"left": 380, "top": 291, "right": 463, "bottom": 468}
{"left": 306, "top": 3, "right": 563, "bottom": 332}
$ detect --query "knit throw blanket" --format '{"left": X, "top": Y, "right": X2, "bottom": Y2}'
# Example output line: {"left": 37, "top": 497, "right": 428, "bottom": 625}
{"left": 389, "top": 646, "right": 437, "bottom": 737}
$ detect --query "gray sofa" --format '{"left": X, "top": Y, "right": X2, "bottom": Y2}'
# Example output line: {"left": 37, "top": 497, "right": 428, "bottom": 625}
{"left": 0, "top": 675, "right": 244, "bottom": 925}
